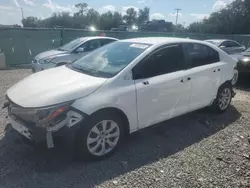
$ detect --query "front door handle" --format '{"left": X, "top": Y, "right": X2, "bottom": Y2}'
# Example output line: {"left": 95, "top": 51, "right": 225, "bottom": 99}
{"left": 142, "top": 81, "right": 149, "bottom": 85}
{"left": 181, "top": 77, "right": 191, "bottom": 83}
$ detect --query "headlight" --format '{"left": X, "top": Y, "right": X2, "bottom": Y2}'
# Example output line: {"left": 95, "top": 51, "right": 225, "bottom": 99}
{"left": 38, "top": 57, "right": 54, "bottom": 64}
{"left": 242, "top": 57, "right": 250, "bottom": 63}
{"left": 25, "top": 101, "right": 73, "bottom": 127}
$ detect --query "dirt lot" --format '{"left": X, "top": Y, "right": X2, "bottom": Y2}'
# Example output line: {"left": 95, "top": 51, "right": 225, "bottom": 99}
{"left": 0, "top": 69, "right": 250, "bottom": 188}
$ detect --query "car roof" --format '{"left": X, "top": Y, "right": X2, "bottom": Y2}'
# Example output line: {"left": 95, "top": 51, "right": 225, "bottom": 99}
{"left": 205, "top": 39, "right": 227, "bottom": 43}
{"left": 121, "top": 37, "right": 205, "bottom": 45}
{"left": 78, "top": 36, "right": 118, "bottom": 41}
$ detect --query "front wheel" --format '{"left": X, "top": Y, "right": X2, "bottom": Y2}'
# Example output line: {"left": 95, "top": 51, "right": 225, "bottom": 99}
{"left": 211, "top": 83, "right": 232, "bottom": 113}
{"left": 75, "top": 111, "right": 125, "bottom": 160}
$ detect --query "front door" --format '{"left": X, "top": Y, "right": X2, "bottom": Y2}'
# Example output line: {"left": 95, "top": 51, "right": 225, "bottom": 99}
{"left": 133, "top": 44, "right": 192, "bottom": 128}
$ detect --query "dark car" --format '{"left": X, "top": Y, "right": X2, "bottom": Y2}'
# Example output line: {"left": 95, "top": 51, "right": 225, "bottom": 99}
{"left": 231, "top": 48, "right": 250, "bottom": 74}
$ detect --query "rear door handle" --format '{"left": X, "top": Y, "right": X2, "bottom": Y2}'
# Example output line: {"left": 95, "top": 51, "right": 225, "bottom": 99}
{"left": 142, "top": 81, "right": 149, "bottom": 85}
{"left": 181, "top": 77, "right": 191, "bottom": 83}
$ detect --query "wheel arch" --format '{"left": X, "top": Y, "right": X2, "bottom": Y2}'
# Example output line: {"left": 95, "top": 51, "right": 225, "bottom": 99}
{"left": 87, "top": 107, "right": 130, "bottom": 136}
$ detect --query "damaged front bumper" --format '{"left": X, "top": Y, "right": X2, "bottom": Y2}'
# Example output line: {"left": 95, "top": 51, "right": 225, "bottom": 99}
{"left": 7, "top": 106, "right": 86, "bottom": 148}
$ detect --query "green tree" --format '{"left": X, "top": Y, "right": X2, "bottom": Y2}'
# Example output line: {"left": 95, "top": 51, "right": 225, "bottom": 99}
{"left": 86, "top": 9, "right": 100, "bottom": 28}
{"left": 22, "top": 16, "right": 39, "bottom": 27}
{"left": 100, "top": 11, "right": 123, "bottom": 30}
{"left": 137, "top": 7, "right": 150, "bottom": 24}
{"left": 75, "top": 2, "right": 88, "bottom": 16}
{"left": 123, "top": 8, "right": 138, "bottom": 26}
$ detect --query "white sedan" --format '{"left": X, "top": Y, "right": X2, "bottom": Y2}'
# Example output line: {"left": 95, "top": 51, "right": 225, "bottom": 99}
{"left": 6, "top": 37, "right": 237, "bottom": 160}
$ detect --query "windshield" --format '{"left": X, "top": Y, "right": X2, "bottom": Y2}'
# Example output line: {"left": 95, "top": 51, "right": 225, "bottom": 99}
{"left": 59, "top": 38, "right": 85, "bottom": 51}
{"left": 70, "top": 41, "right": 151, "bottom": 78}
{"left": 245, "top": 48, "right": 250, "bottom": 52}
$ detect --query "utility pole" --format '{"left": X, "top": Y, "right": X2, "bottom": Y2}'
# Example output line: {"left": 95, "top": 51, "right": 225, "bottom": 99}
{"left": 175, "top": 8, "right": 181, "bottom": 26}
{"left": 20, "top": 7, "right": 24, "bottom": 20}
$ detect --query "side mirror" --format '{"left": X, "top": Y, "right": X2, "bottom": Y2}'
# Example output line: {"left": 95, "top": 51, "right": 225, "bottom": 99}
{"left": 76, "top": 47, "right": 84, "bottom": 53}
{"left": 243, "top": 46, "right": 246, "bottom": 51}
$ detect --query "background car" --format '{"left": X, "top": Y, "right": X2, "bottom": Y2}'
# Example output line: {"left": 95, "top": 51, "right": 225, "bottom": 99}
{"left": 231, "top": 47, "right": 250, "bottom": 74}
{"left": 205, "top": 39, "right": 246, "bottom": 55}
{"left": 31, "top": 36, "right": 118, "bottom": 72}
{"left": 205, "top": 39, "right": 246, "bottom": 85}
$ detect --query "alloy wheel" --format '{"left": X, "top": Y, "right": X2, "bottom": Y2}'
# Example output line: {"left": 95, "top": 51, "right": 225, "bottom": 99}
{"left": 218, "top": 88, "right": 231, "bottom": 110}
{"left": 86, "top": 120, "right": 120, "bottom": 156}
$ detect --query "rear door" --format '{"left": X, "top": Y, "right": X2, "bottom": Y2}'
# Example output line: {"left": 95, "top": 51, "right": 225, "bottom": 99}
{"left": 133, "top": 44, "right": 192, "bottom": 128}
{"left": 183, "top": 43, "right": 223, "bottom": 111}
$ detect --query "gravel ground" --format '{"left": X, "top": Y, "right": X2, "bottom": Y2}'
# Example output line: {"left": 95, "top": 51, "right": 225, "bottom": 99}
{"left": 0, "top": 69, "right": 250, "bottom": 188}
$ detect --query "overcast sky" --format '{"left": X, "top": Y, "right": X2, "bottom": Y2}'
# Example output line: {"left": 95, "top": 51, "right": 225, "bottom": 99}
{"left": 0, "top": 0, "right": 234, "bottom": 26}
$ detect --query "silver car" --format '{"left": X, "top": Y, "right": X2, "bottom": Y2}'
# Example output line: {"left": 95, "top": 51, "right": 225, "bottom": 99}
{"left": 31, "top": 36, "right": 118, "bottom": 72}
{"left": 205, "top": 39, "right": 246, "bottom": 55}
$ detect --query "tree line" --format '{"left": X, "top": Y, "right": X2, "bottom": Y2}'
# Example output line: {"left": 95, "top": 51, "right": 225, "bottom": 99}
{"left": 21, "top": 0, "right": 250, "bottom": 34}
{"left": 22, "top": 3, "right": 150, "bottom": 30}
{"left": 189, "top": 0, "right": 250, "bottom": 34}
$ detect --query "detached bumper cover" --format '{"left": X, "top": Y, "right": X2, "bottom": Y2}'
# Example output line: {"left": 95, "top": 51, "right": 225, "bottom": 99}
{"left": 8, "top": 107, "right": 86, "bottom": 148}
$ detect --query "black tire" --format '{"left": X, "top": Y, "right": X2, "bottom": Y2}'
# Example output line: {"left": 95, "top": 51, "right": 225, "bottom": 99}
{"left": 75, "top": 111, "right": 125, "bottom": 161}
{"left": 211, "top": 82, "right": 232, "bottom": 113}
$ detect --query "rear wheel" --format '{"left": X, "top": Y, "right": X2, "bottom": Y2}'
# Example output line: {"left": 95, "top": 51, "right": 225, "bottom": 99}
{"left": 231, "top": 69, "right": 238, "bottom": 86}
{"left": 75, "top": 111, "right": 125, "bottom": 160}
{"left": 211, "top": 83, "right": 232, "bottom": 113}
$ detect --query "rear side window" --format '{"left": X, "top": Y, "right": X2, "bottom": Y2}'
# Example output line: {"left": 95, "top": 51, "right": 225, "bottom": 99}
{"left": 184, "top": 43, "right": 220, "bottom": 68}
{"left": 220, "top": 41, "right": 230, "bottom": 47}
{"left": 100, "top": 39, "right": 116, "bottom": 46}
{"left": 133, "top": 45, "right": 184, "bottom": 79}
{"left": 228, "top": 41, "right": 241, "bottom": 47}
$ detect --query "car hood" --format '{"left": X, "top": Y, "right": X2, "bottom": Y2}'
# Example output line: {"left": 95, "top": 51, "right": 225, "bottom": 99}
{"left": 35, "top": 49, "right": 68, "bottom": 60}
{"left": 7, "top": 66, "right": 107, "bottom": 108}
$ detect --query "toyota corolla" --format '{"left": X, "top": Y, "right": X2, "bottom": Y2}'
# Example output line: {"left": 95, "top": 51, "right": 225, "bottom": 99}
{"left": 5, "top": 37, "right": 237, "bottom": 160}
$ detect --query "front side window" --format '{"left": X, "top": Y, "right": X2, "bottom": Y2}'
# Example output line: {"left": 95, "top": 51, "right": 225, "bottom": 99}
{"left": 59, "top": 38, "right": 85, "bottom": 51}
{"left": 77, "top": 39, "right": 101, "bottom": 52}
{"left": 184, "top": 43, "right": 220, "bottom": 68}
{"left": 70, "top": 42, "right": 151, "bottom": 78}
{"left": 133, "top": 45, "right": 184, "bottom": 79}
